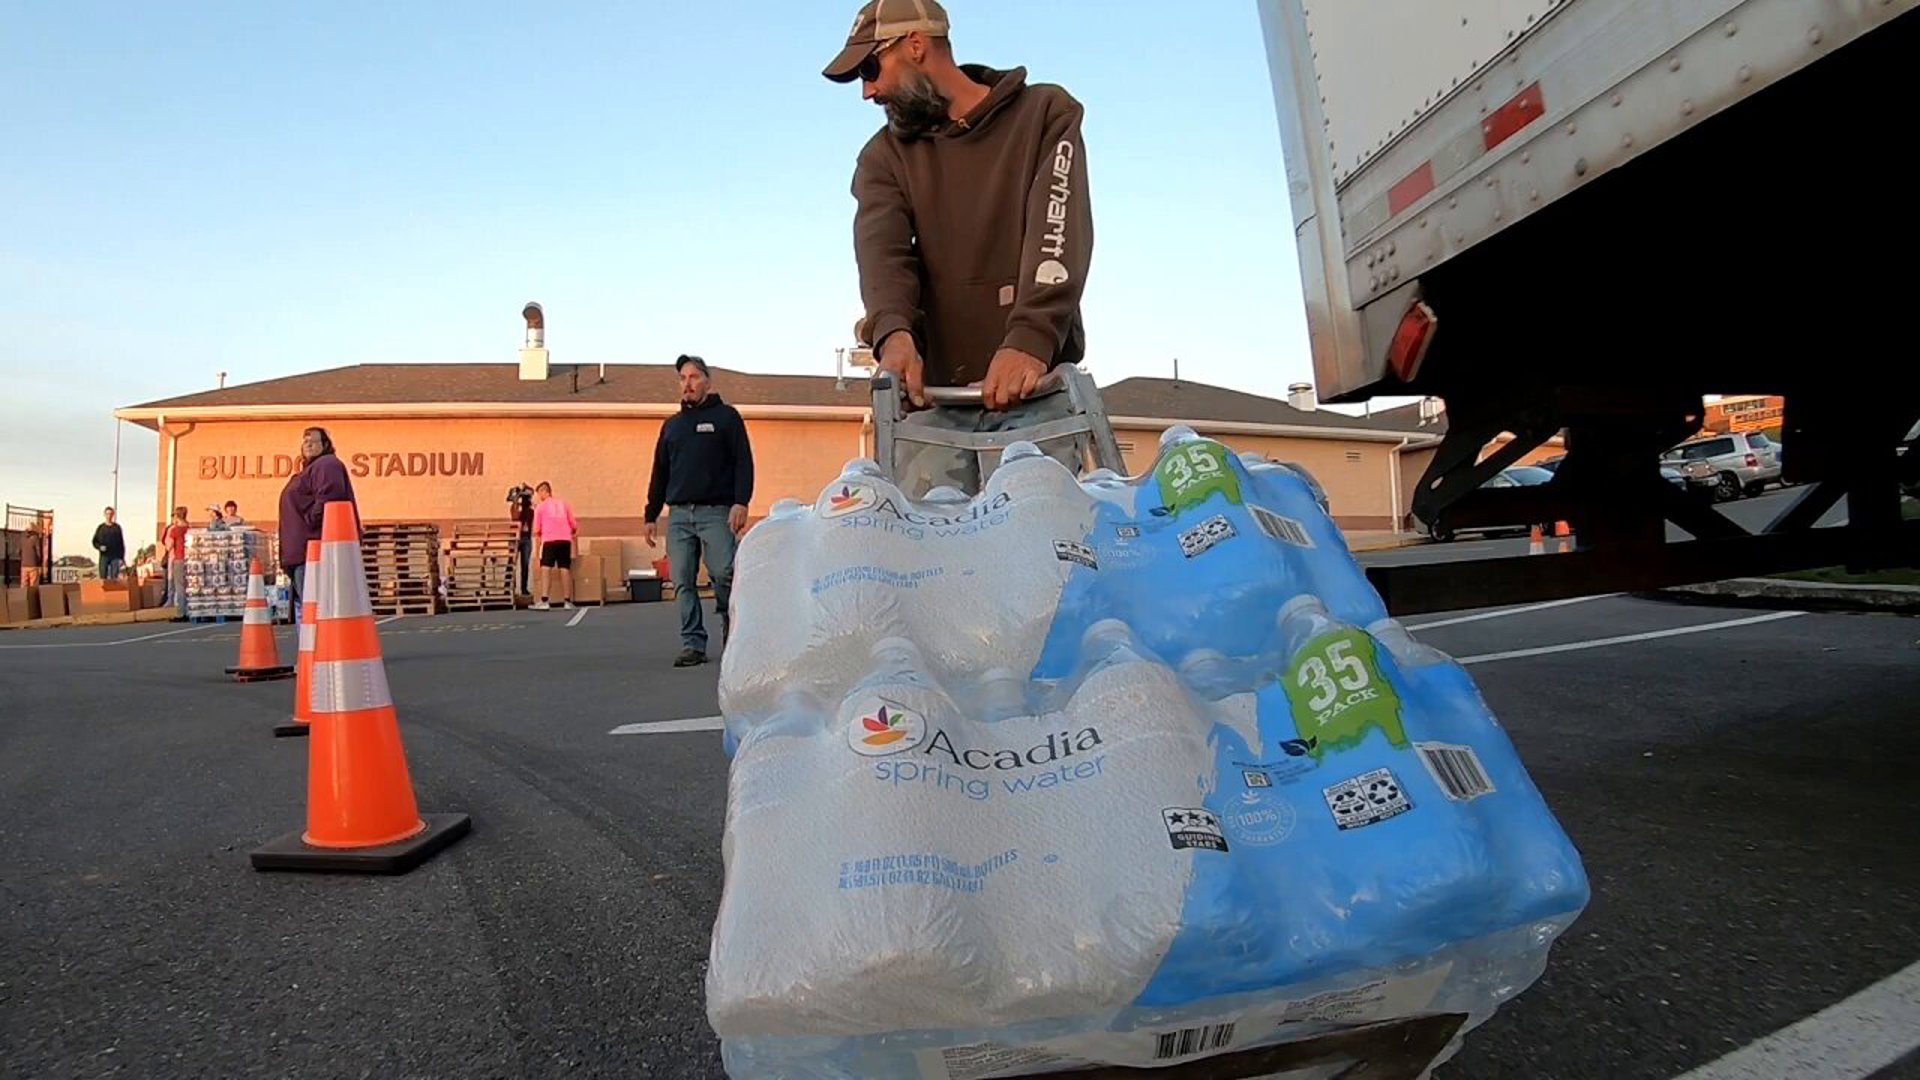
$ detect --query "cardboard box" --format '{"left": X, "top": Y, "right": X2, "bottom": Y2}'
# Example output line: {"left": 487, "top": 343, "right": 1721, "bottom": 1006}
{"left": 6, "top": 587, "right": 38, "bottom": 623}
{"left": 142, "top": 580, "right": 166, "bottom": 610}
{"left": 572, "top": 554, "right": 606, "bottom": 604}
{"left": 77, "top": 579, "right": 138, "bottom": 616}
{"left": 39, "top": 584, "right": 69, "bottom": 619}
{"left": 0, "top": 587, "right": 10, "bottom": 624}
{"left": 581, "top": 539, "right": 629, "bottom": 584}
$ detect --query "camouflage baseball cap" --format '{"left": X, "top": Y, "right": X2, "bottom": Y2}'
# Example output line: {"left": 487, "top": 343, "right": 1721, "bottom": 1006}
{"left": 822, "top": 0, "right": 951, "bottom": 83}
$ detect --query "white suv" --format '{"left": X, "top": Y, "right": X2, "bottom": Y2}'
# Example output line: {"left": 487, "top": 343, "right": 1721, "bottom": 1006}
{"left": 1662, "top": 433, "right": 1781, "bottom": 502}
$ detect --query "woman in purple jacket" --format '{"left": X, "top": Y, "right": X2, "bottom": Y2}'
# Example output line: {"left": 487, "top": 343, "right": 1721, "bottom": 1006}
{"left": 278, "top": 427, "right": 358, "bottom": 609}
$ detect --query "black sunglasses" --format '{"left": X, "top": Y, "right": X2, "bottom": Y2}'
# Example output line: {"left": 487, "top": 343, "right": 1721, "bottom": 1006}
{"left": 857, "top": 36, "right": 904, "bottom": 83}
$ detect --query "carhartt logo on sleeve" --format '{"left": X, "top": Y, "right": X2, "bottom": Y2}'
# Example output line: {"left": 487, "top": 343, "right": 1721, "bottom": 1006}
{"left": 999, "top": 285, "right": 1015, "bottom": 306}
{"left": 1037, "top": 139, "right": 1075, "bottom": 281}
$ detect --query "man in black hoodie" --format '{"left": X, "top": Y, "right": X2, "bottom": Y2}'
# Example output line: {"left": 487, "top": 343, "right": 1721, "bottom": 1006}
{"left": 92, "top": 507, "right": 127, "bottom": 580}
{"left": 645, "top": 356, "right": 755, "bottom": 667}
{"left": 826, "top": 0, "right": 1095, "bottom": 495}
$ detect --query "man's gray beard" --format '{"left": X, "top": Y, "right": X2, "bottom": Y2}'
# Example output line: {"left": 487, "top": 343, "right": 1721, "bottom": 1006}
{"left": 885, "top": 73, "right": 951, "bottom": 139}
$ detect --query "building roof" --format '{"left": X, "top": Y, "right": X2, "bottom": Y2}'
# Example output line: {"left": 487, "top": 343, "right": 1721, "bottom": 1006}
{"left": 120, "top": 363, "right": 1437, "bottom": 435}
{"left": 1099, "top": 378, "right": 1422, "bottom": 433}
{"left": 125, "top": 363, "right": 869, "bottom": 410}
{"left": 1363, "top": 399, "right": 1449, "bottom": 435}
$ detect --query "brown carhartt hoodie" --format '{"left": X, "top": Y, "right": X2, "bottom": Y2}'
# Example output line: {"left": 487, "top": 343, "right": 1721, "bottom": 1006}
{"left": 852, "top": 65, "right": 1093, "bottom": 387}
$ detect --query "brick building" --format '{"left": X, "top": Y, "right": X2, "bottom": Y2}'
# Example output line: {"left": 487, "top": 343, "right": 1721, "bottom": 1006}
{"left": 116, "top": 363, "right": 1450, "bottom": 539}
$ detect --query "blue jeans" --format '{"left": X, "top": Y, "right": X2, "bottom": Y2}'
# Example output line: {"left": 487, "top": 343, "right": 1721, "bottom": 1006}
{"left": 668, "top": 504, "right": 736, "bottom": 652}
{"left": 517, "top": 533, "right": 533, "bottom": 595}
{"left": 169, "top": 562, "right": 187, "bottom": 618}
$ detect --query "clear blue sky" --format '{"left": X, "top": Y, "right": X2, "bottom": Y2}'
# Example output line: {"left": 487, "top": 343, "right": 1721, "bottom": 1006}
{"left": 2, "top": 1, "right": 1330, "bottom": 556}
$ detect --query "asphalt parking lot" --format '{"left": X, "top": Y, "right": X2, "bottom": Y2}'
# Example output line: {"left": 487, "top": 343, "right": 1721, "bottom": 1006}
{"left": 2, "top": 584, "right": 1916, "bottom": 1079}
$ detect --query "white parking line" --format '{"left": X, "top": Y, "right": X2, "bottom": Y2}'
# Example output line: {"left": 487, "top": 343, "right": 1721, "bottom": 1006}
{"left": 1407, "top": 593, "right": 1617, "bottom": 631}
{"left": 1672, "top": 958, "right": 1920, "bottom": 1080}
{"left": 606, "top": 611, "right": 1806, "bottom": 731}
{"left": 1458, "top": 610, "right": 1805, "bottom": 666}
{"left": 567, "top": 607, "right": 590, "bottom": 628}
{"left": 0, "top": 623, "right": 226, "bottom": 650}
{"left": 609, "top": 716, "right": 724, "bottom": 736}
{"left": 376, "top": 615, "right": 404, "bottom": 626}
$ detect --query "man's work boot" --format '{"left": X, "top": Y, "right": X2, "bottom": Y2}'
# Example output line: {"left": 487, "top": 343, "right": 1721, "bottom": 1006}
{"left": 674, "top": 647, "right": 706, "bottom": 668}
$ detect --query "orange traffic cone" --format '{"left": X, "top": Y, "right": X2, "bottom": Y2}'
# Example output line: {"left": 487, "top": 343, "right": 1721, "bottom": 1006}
{"left": 1553, "top": 520, "right": 1574, "bottom": 554}
{"left": 1527, "top": 525, "right": 1546, "bottom": 556}
{"left": 274, "top": 540, "right": 323, "bottom": 738}
{"left": 252, "top": 501, "right": 470, "bottom": 873}
{"left": 226, "top": 558, "right": 294, "bottom": 682}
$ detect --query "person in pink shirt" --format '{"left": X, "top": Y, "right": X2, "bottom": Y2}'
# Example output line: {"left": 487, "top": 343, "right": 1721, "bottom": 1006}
{"left": 530, "top": 481, "right": 578, "bottom": 611}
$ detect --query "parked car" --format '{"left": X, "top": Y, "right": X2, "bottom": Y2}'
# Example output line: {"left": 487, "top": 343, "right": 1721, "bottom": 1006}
{"left": 1745, "top": 432, "right": 1790, "bottom": 487}
{"left": 1540, "top": 454, "right": 1713, "bottom": 500}
{"left": 1426, "top": 466, "right": 1555, "bottom": 542}
{"left": 1660, "top": 460, "right": 1720, "bottom": 501}
{"left": 1662, "top": 432, "right": 1781, "bottom": 502}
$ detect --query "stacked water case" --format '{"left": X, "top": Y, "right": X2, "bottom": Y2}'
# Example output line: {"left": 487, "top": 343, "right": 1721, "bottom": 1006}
{"left": 707, "top": 432, "right": 1588, "bottom": 1079}
{"left": 183, "top": 527, "right": 274, "bottom": 620}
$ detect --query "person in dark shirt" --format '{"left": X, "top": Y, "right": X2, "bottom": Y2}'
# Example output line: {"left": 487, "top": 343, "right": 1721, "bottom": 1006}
{"left": 507, "top": 483, "right": 535, "bottom": 596}
{"left": 277, "top": 427, "right": 357, "bottom": 618}
{"left": 644, "top": 355, "right": 754, "bottom": 667}
{"left": 92, "top": 507, "right": 127, "bottom": 579}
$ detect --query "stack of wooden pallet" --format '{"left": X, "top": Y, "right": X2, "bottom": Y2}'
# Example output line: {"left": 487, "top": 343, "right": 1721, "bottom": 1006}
{"left": 442, "top": 522, "right": 519, "bottom": 612}
{"left": 360, "top": 523, "right": 442, "bottom": 616}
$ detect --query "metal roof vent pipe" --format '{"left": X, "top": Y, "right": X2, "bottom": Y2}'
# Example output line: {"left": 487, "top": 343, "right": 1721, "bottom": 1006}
{"left": 519, "top": 302, "right": 549, "bottom": 381}
{"left": 1288, "top": 382, "right": 1318, "bottom": 412}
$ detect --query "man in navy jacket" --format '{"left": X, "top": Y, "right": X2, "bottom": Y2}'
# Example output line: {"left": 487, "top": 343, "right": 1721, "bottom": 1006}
{"left": 645, "top": 356, "right": 755, "bottom": 667}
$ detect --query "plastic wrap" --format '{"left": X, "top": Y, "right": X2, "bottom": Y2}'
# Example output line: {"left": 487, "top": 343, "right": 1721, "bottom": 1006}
{"left": 707, "top": 432, "right": 1588, "bottom": 1078}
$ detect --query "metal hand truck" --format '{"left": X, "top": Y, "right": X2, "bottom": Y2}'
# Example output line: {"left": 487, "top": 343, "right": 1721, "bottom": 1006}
{"left": 869, "top": 364, "right": 1128, "bottom": 494}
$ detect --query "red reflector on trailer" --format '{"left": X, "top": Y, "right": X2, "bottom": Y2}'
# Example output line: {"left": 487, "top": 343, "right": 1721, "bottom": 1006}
{"left": 1388, "top": 301, "right": 1439, "bottom": 384}
{"left": 1483, "top": 83, "right": 1545, "bottom": 150}
{"left": 1388, "top": 162, "right": 1437, "bottom": 217}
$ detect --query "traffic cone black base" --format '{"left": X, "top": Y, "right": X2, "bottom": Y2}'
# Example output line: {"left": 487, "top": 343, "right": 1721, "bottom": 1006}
{"left": 250, "top": 813, "right": 471, "bottom": 874}
{"left": 272, "top": 721, "right": 310, "bottom": 738}
{"left": 227, "top": 663, "right": 294, "bottom": 682}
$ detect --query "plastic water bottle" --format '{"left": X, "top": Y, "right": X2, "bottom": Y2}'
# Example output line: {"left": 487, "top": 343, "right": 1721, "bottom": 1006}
{"left": 1365, "top": 617, "right": 1451, "bottom": 671}
{"left": 1241, "top": 460, "right": 1387, "bottom": 626}
{"left": 1363, "top": 616, "right": 1584, "bottom": 926}
{"left": 1176, "top": 646, "right": 1251, "bottom": 701}
{"left": 1272, "top": 595, "right": 1413, "bottom": 760}
{"left": 932, "top": 442, "right": 1089, "bottom": 683}
{"left": 1159, "top": 424, "right": 1201, "bottom": 449}
{"left": 923, "top": 485, "right": 970, "bottom": 504}
{"left": 971, "top": 666, "right": 1028, "bottom": 722}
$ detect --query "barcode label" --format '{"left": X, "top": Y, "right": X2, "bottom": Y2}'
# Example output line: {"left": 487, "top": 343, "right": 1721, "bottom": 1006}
{"left": 1416, "top": 742, "right": 1496, "bottom": 801}
{"left": 1250, "top": 505, "right": 1314, "bottom": 547}
{"left": 1154, "top": 1022, "right": 1236, "bottom": 1061}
